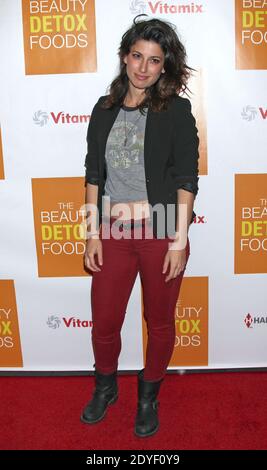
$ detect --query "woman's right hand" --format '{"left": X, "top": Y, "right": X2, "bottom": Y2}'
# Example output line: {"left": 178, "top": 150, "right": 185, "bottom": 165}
{"left": 84, "top": 238, "right": 103, "bottom": 272}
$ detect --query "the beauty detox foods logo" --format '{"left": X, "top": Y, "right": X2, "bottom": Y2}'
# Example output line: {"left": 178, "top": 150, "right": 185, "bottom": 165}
{"left": 235, "top": 174, "right": 267, "bottom": 274}
{"left": 0, "top": 280, "right": 23, "bottom": 367}
{"left": 142, "top": 277, "right": 208, "bottom": 366}
{"left": 22, "top": 0, "right": 97, "bottom": 75}
{"left": 235, "top": 0, "right": 267, "bottom": 69}
{"left": 31, "top": 177, "right": 87, "bottom": 277}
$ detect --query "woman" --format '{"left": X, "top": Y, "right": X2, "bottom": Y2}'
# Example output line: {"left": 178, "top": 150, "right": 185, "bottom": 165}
{"left": 81, "top": 15, "right": 199, "bottom": 438}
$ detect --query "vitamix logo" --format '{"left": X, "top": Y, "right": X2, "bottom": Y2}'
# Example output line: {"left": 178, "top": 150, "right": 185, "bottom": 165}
{"left": 129, "top": 0, "right": 204, "bottom": 15}
{"left": 130, "top": 0, "right": 146, "bottom": 14}
{"left": 33, "top": 110, "right": 90, "bottom": 126}
{"left": 244, "top": 312, "right": 267, "bottom": 328}
{"left": 47, "top": 315, "right": 61, "bottom": 329}
{"left": 241, "top": 105, "right": 267, "bottom": 121}
{"left": 47, "top": 315, "right": 93, "bottom": 329}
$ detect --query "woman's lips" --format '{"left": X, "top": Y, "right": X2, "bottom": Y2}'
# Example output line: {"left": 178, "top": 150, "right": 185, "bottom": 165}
{"left": 135, "top": 74, "right": 149, "bottom": 81}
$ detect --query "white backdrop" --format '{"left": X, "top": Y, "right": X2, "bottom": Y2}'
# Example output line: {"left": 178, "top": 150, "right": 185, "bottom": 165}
{"left": 0, "top": 0, "right": 266, "bottom": 372}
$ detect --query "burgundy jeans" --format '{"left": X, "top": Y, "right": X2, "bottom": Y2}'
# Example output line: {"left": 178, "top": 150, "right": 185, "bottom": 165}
{"left": 90, "top": 217, "right": 190, "bottom": 381}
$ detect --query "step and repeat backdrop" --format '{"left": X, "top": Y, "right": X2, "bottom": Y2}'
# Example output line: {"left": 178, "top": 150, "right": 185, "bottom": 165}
{"left": 0, "top": 0, "right": 266, "bottom": 372}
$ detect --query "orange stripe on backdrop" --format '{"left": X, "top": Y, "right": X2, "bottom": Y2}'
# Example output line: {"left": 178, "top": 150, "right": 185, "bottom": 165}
{"left": 21, "top": 0, "right": 97, "bottom": 75}
{"left": 0, "top": 280, "right": 23, "bottom": 367}
{"left": 187, "top": 68, "right": 207, "bottom": 175}
{"left": 0, "top": 126, "right": 5, "bottom": 180}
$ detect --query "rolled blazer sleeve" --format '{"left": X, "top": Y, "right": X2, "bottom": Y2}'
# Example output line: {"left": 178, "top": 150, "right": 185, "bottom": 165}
{"left": 84, "top": 98, "right": 101, "bottom": 185}
{"left": 172, "top": 98, "right": 199, "bottom": 196}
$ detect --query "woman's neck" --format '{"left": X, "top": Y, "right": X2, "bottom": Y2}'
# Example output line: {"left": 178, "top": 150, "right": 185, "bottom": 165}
{"left": 124, "top": 89, "right": 146, "bottom": 107}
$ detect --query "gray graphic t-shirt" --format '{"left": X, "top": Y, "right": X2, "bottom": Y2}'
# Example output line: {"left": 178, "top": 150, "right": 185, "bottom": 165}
{"left": 104, "top": 105, "right": 148, "bottom": 202}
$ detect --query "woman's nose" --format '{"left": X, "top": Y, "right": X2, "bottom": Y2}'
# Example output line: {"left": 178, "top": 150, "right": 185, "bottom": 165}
{"left": 139, "top": 60, "right": 148, "bottom": 73}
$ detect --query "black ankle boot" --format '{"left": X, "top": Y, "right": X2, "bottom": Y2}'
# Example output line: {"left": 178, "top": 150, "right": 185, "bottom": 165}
{"left": 81, "top": 369, "right": 118, "bottom": 424}
{"left": 134, "top": 369, "right": 164, "bottom": 437}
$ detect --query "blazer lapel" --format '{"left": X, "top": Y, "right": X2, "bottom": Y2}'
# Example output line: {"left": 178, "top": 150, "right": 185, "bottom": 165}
{"left": 144, "top": 106, "right": 168, "bottom": 172}
{"left": 144, "top": 106, "right": 153, "bottom": 173}
{"left": 99, "top": 104, "right": 121, "bottom": 165}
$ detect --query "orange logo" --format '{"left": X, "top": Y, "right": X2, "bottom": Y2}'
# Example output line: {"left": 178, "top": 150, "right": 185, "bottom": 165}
{"left": 0, "top": 126, "right": 5, "bottom": 180}
{"left": 235, "top": 174, "right": 267, "bottom": 273}
{"left": 0, "top": 280, "right": 23, "bottom": 367}
{"left": 32, "top": 177, "right": 87, "bottom": 277}
{"left": 235, "top": 0, "right": 267, "bottom": 69}
{"left": 22, "top": 0, "right": 97, "bottom": 75}
{"left": 186, "top": 68, "right": 207, "bottom": 175}
{"left": 142, "top": 277, "right": 209, "bottom": 367}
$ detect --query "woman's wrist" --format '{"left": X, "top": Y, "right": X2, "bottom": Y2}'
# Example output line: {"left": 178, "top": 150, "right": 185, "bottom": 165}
{"left": 168, "top": 231, "right": 188, "bottom": 251}
{"left": 168, "top": 242, "right": 186, "bottom": 251}
{"left": 86, "top": 223, "right": 101, "bottom": 240}
{"left": 86, "top": 231, "right": 100, "bottom": 240}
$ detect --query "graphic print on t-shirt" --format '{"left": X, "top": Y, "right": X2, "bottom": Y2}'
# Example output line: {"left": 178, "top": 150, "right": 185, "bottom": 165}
{"left": 104, "top": 108, "right": 148, "bottom": 202}
{"left": 107, "top": 118, "right": 143, "bottom": 169}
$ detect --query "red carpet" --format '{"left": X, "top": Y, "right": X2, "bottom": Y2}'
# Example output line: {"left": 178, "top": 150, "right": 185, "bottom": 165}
{"left": 0, "top": 371, "right": 267, "bottom": 450}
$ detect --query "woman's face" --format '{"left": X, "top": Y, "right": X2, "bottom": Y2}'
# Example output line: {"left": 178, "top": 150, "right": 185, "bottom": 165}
{"left": 123, "top": 39, "right": 165, "bottom": 90}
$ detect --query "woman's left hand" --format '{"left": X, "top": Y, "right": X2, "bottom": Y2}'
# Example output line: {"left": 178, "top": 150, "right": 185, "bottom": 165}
{"left": 162, "top": 247, "right": 187, "bottom": 282}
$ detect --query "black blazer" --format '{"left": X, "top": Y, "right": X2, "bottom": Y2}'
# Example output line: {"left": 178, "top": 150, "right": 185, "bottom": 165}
{"left": 84, "top": 94, "right": 199, "bottom": 238}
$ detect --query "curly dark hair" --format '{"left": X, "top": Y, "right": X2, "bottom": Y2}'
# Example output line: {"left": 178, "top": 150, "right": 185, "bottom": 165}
{"left": 102, "top": 15, "right": 194, "bottom": 112}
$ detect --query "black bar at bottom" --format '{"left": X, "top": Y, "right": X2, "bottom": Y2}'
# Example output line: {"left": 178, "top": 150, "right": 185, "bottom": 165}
{"left": 0, "top": 450, "right": 266, "bottom": 465}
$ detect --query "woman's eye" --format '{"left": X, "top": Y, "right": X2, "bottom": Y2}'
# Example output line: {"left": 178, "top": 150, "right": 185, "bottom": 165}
{"left": 151, "top": 59, "right": 160, "bottom": 64}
